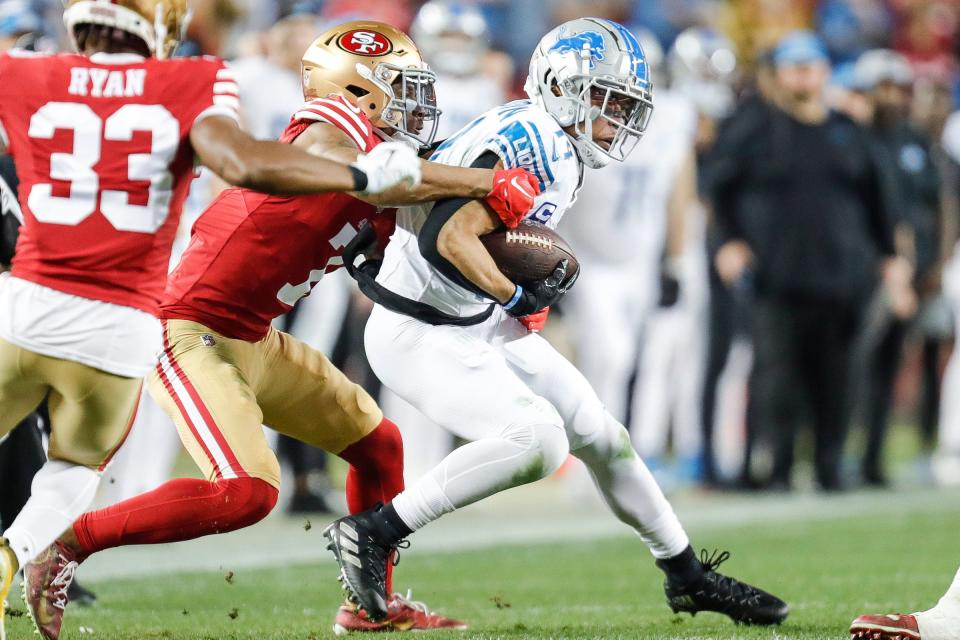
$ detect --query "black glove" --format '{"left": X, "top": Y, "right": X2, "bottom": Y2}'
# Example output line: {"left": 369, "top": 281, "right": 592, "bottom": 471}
{"left": 659, "top": 271, "right": 680, "bottom": 307}
{"left": 503, "top": 259, "right": 569, "bottom": 317}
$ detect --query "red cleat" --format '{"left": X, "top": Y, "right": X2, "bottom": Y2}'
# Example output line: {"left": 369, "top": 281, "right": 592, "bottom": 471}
{"left": 22, "top": 541, "right": 81, "bottom": 640}
{"left": 333, "top": 591, "right": 467, "bottom": 634}
{"left": 850, "top": 614, "right": 922, "bottom": 639}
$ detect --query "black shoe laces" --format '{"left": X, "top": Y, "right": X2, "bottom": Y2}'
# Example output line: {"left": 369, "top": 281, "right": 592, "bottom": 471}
{"left": 392, "top": 539, "right": 410, "bottom": 567}
{"left": 364, "top": 535, "right": 410, "bottom": 590}
{"left": 698, "top": 549, "right": 762, "bottom": 606}
{"left": 700, "top": 549, "right": 731, "bottom": 572}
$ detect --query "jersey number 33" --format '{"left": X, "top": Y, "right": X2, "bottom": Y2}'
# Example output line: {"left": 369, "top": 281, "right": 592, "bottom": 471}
{"left": 27, "top": 101, "right": 179, "bottom": 234}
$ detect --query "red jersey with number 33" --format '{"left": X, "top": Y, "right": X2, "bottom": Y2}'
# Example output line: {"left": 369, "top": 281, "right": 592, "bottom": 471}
{"left": 0, "top": 51, "right": 240, "bottom": 315}
{"left": 161, "top": 96, "right": 388, "bottom": 342}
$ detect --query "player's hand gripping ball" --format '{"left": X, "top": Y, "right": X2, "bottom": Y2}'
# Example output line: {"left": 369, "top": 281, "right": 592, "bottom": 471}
{"left": 482, "top": 221, "right": 580, "bottom": 317}
{"left": 480, "top": 220, "right": 579, "bottom": 290}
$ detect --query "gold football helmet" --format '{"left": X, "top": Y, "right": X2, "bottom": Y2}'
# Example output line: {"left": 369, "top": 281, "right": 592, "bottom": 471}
{"left": 63, "top": 0, "right": 191, "bottom": 59}
{"left": 302, "top": 20, "right": 439, "bottom": 148}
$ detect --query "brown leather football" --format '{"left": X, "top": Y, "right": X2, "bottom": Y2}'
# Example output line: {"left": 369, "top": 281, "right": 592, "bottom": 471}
{"left": 480, "top": 220, "right": 579, "bottom": 289}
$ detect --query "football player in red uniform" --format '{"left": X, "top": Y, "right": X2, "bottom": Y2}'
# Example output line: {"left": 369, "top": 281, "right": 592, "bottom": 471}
{"left": 21, "top": 20, "right": 539, "bottom": 639}
{"left": 0, "top": 3, "right": 506, "bottom": 638}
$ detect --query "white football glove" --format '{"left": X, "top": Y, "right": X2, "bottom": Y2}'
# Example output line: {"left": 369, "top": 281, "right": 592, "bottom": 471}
{"left": 351, "top": 141, "right": 422, "bottom": 195}
{"left": 0, "top": 174, "right": 22, "bottom": 223}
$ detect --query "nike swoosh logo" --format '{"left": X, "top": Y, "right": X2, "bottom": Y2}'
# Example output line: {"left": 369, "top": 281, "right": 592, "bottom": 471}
{"left": 510, "top": 176, "right": 533, "bottom": 199}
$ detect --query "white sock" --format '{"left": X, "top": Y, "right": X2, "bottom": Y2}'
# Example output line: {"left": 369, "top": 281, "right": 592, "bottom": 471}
{"left": 575, "top": 415, "right": 690, "bottom": 559}
{"left": 393, "top": 422, "right": 569, "bottom": 531}
{"left": 3, "top": 460, "right": 100, "bottom": 567}
{"left": 917, "top": 566, "right": 960, "bottom": 640}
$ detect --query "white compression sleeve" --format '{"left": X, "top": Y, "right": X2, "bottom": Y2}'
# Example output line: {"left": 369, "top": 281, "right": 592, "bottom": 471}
{"left": 574, "top": 412, "right": 690, "bottom": 559}
{"left": 392, "top": 422, "right": 569, "bottom": 531}
{"left": 3, "top": 460, "right": 101, "bottom": 566}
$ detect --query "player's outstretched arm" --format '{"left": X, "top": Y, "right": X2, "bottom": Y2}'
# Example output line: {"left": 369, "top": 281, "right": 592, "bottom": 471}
{"left": 190, "top": 116, "right": 418, "bottom": 196}
{"left": 377, "top": 160, "right": 493, "bottom": 205}
{"left": 294, "top": 123, "right": 537, "bottom": 217}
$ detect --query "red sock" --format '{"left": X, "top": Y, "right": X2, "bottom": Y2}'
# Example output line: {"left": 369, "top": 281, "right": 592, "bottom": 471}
{"left": 339, "top": 417, "right": 405, "bottom": 594}
{"left": 73, "top": 477, "right": 277, "bottom": 559}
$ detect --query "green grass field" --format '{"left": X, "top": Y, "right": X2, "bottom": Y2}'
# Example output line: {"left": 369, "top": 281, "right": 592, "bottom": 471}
{"left": 5, "top": 496, "right": 958, "bottom": 640}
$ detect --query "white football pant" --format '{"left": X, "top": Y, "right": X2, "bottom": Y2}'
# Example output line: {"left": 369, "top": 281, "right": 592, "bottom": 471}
{"left": 380, "top": 388, "right": 453, "bottom": 485}
{"left": 365, "top": 305, "right": 690, "bottom": 559}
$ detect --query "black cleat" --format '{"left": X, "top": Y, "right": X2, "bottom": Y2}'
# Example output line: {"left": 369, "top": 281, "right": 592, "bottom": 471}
{"left": 323, "top": 509, "right": 407, "bottom": 622}
{"left": 661, "top": 550, "right": 789, "bottom": 625}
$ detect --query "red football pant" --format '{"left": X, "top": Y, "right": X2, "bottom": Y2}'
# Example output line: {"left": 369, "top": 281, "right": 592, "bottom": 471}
{"left": 72, "top": 417, "right": 404, "bottom": 592}
{"left": 340, "top": 417, "right": 405, "bottom": 594}
{"left": 73, "top": 476, "right": 277, "bottom": 559}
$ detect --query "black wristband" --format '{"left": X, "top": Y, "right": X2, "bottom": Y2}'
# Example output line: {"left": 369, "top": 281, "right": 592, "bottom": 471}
{"left": 348, "top": 165, "right": 368, "bottom": 192}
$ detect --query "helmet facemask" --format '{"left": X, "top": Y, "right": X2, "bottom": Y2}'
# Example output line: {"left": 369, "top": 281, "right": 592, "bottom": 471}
{"left": 358, "top": 62, "right": 441, "bottom": 149}
{"left": 526, "top": 19, "right": 656, "bottom": 169}
{"left": 571, "top": 78, "right": 653, "bottom": 165}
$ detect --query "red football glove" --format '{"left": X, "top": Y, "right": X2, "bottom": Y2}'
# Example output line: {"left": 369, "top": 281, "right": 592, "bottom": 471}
{"left": 484, "top": 168, "right": 541, "bottom": 229}
{"left": 519, "top": 307, "right": 550, "bottom": 332}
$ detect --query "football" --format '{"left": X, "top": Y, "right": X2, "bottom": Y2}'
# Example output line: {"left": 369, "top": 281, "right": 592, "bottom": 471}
{"left": 480, "top": 220, "right": 580, "bottom": 290}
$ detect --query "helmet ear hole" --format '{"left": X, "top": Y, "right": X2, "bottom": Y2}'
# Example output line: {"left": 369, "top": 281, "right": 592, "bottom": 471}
{"left": 346, "top": 84, "right": 370, "bottom": 98}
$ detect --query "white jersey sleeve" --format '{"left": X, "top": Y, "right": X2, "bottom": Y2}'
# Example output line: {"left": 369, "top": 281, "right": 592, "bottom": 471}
{"left": 376, "top": 100, "right": 583, "bottom": 318}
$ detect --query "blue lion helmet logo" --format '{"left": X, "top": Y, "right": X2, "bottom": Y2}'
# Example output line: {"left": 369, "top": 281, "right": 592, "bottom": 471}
{"left": 602, "top": 20, "right": 650, "bottom": 84}
{"left": 550, "top": 28, "right": 606, "bottom": 68}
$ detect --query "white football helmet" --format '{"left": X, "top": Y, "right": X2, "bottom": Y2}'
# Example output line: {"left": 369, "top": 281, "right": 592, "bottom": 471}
{"left": 525, "top": 17, "right": 655, "bottom": 168}
{"left": 62, "top": 0, "right": 192, "bottom": 60}
{"left": 853, "top": 49, "right": 914, "bottom": 90}
{"left": 634, "top": 26, "right": 665, "bottom": 88}
{"left": 668, "top": 28, "right": 738, "bottom": 119}
{"left": 410, "top": 1, "right": 488, "bottom": 77}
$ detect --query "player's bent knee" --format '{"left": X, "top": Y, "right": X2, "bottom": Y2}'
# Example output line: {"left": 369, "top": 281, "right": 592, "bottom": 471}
{"left": 535, "top": 423, "right": 571, "bottom": 476}
{"left": 566, "top": 395, "right": 609, "bottom": 449}
{"left": 569, "top": 404, "right": 637, "bottom": 465}
{"left": 365, "top": 418, "right": 403, "bottom": 460}
{"left": 223, "top": 477, "right": 279, "bottom": 527}
{"left": 502, "top": 422, "right": 570, "bottom": 482}
{"left": 338, "top": 418, "right": 403, "bottom": 470}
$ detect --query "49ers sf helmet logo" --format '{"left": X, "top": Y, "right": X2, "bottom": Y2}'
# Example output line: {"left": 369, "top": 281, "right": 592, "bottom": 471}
{"left": 337, "top": 30, "right": 393, "bottom": 56}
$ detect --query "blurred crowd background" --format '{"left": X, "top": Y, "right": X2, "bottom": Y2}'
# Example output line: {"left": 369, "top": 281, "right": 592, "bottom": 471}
{"left": 3, "top": 0, "right": 960, "bottom": 514}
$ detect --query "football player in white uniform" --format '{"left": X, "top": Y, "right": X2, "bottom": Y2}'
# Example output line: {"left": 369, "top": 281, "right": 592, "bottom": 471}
{"left": 324, "top": 18, "right": 788, "bottom": 627}
{"left": 387, "top": 0, "right": 510, "bottom": 481}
